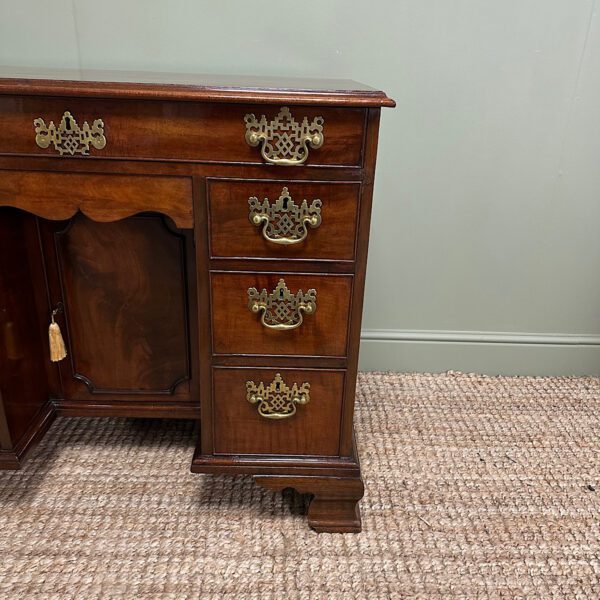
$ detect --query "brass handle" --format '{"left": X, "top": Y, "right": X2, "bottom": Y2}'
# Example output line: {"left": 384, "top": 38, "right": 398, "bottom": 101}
{"left": 244, "top": 107, "right": 324, "bottom": 166}
{"left": 248, "top": 278, "right": 316, "bottom": 330}
{"left": 246, "top": 373, "right": 310, "bottom": 419}
{"left": 248, "top": 187, "right": 322, "bottom": 245}
{"left": 34, "top": 111, "right": 106, "bottom": 156}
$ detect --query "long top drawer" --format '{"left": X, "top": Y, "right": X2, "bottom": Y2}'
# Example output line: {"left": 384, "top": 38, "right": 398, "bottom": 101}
{"left": 0, "top": 96, "right": 366, "bottom": 167}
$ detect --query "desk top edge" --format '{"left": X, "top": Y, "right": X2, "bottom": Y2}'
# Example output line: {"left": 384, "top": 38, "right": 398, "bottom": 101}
{"left": 0, "top": 67, "right": 396, "bottom": 108}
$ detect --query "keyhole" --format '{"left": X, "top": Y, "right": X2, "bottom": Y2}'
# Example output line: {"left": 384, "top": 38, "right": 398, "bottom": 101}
{"left": 275, "top": 382, "right": 281, "bottom": 392}
{"left": 282, "top": 197, "right": 288, "bottom": 209}
{"left": 279, "top": 289, "right": 284, "bottom": 299}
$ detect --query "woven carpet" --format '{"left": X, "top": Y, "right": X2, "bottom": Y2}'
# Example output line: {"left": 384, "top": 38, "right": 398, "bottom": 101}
{"left": 0, "top": 372, "right": 598, "bottom": 598}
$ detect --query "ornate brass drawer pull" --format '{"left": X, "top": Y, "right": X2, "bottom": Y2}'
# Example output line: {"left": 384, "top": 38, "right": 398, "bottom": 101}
{"left": 33, "top": 111, "right": 106, "bottom": 156}
{"left": 248, "top": 187, "right": 322, "bottom": 245}
{"left": 244, "top": 107, "right": 324, "bottom": 166}
{"left": 246, "top": 373, "right": 310, "bottom": 419}
{"left": 248, "top": 278, "right": 316, "bottom": 330}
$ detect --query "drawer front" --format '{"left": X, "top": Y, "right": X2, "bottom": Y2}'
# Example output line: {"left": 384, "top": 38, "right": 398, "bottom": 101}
{"left": 209, "top": 180, "right": 359, "bottom": 260}
{"left": 213, "top": 367, "right": 344, "bottom": 456}
{"left": 0, "top": 170, "right": 193, "bottom": 228}
{"left": 0, "top": 96, "right": 365, "bottom": 166}
{"left": 211, "top": 272, "right": 352, "bottom": 357}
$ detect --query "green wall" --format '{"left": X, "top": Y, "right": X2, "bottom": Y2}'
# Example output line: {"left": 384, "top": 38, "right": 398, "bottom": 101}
{"left": 1, "top": 1, "right": 599, "bottom": 375}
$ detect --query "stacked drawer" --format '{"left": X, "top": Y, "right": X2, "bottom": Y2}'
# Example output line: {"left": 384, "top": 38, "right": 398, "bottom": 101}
{"left": 208, "top": 179, "right": 360, "bottom": 456}
{"left": 0, "top": 96, "right": 365, "bottom": 167}
{"left": 207, "top": 167, "right": 363, "bottom": 458}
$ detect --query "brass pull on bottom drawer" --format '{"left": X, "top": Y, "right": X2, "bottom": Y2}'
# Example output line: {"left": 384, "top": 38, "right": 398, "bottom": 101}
{"left": 246, "top": 373, "right": 310, "bottom": 419}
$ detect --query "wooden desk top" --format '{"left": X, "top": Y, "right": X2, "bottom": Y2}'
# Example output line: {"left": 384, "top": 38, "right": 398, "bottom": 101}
{"left": 0, "top": 67, "right": 395, "bottom": 107}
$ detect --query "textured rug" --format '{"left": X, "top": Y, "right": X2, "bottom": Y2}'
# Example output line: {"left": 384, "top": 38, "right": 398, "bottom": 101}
{"left": 0, "top": 372, "right": 598, "bottom": 599}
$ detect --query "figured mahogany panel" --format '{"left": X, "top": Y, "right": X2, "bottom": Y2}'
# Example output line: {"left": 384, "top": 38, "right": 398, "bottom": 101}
{"left": 211, "top": 272, "right": 352, "bottom": 357}
{"left": 208, "top": 179, "right": 359, "bottom": 261}
{"left": 0, "top": 96, "right": 365, "bottom": 166}
{"left": 213, "top": 367, "right": 344, "bottom": 456}
{"left": 0, "top": 170, "right": 193, "bottom": 228}
{"left": 52, "top": 214, "right": 190, "bottom": 397}
{"left": 0, "top": 209, "right": 50, "bottom": 449}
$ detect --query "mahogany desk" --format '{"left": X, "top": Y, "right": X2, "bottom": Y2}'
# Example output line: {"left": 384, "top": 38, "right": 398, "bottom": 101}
{"left": 0, "top": 69, "right": 394, "bottom": 532}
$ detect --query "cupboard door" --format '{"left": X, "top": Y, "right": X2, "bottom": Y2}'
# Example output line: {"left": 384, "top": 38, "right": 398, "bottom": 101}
{"left": 40, "top": 213, "right": 194, "bottom": 404}
{"left": 0, "top": 208, "right": 53, "bottom": 467}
